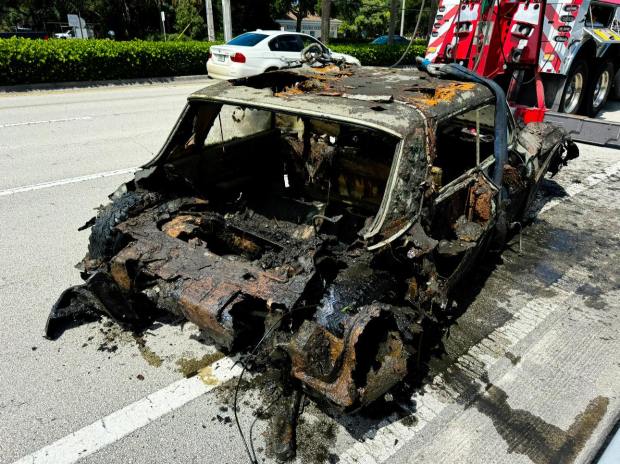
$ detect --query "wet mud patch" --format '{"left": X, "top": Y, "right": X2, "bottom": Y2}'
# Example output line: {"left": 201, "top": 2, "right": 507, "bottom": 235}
{"left": 296, "top": 416, "right": 338, "bottom": 464}
{"left": 476, "top": 385, "right": 608, "bottom": 464}
{"left": 133, "top": 334, "right": 163, "bottom": 367}
{"left": 499, "top": 220, "right": 585, "bottom": 290}
{"left": 176, "top": 352, "right": 225, "bottom": 377}
{"left": 576, "top": 283, "right": 607, "bottom": 310}
{"left": 504, "top": 351, "right": 521, "bottom": 366}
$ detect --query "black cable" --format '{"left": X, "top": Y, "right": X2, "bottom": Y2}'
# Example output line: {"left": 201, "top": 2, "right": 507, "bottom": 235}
{"left": 390, "top": 0, "right": 428, "bottom": 69}
{"left": 232, "top": 304, "right": 317, "bottom": 464}
{"left": 390, "top": 33, "right": 416, "bottom": 68}
{"left": 249, "top": 392, "right": 282, "bottom": 463}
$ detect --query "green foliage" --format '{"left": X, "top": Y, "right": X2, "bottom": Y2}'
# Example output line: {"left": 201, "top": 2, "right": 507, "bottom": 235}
{"left": 338, "top": 0, "right": 391, "bottom": 39}
{"left": 0, "top": 37, "right": 216, "bottom": 85}
{"left": 336, "top": 0, "right": 432, "bottom": 39}
{"left": 273, "top": 0, "right": 316, "bottom": 31}
{"left": 0, "top": 38, "right": 427, "bottom": 86}
{"left": 330, "top": 42, "right": 426, "bottom": 66}
{"left": 174, "top": 0, "right": 206, "bottom": 39}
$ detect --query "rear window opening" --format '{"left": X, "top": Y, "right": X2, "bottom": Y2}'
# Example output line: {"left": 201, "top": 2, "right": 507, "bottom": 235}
{"left": 226, "top": 32, "right": 268, "bottom": 46}
{"left": 160, "top": 103, "right": 400, "bottom": 260}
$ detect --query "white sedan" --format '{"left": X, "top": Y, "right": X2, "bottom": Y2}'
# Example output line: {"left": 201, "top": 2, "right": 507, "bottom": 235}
{"left": 207, "top": 30, "right": 361, "bottom": 80}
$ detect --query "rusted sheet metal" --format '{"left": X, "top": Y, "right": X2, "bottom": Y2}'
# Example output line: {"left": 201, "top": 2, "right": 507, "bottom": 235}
{"left": 109, "top": 201, "right": 314, "bottom": 349}
{"left": 189, "top": 66, "right": 494, "bottom": 139}
{"left": 288, "top": 305, "right": 409, "bottom": 410}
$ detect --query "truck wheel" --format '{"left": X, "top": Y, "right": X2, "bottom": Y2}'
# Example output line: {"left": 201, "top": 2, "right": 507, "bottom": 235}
{"left": 582, "top": 61, "right": 614, "bottom": 116}
{"left": 559, "top": 60, "right": 588, "bottom": 114}
{"left": 613, "top": 67, "right": 620, "bottom": 100}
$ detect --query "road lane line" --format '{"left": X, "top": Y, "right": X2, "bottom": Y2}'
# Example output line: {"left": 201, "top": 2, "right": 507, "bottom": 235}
{"left": 0, "top": 168, "right": 138, "bottom": 197}
{"left": 11, "top": 356, "right": 241, "bottom": 464}
{"left": 0, "top": 116, "right": 93, "bottom": 128}
{"left": 539, "top": 161, "right": 620, "bottom": 214}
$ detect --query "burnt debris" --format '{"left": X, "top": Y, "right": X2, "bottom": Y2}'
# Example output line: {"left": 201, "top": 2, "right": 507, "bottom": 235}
{"left": 46, "top": 65, "right": 578, "bottom": 461}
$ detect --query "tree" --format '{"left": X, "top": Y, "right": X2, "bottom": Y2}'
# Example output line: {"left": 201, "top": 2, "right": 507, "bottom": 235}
{"left": 331, "top": 0, "right": 362, "bottom": 22}
{"left": 273, "top": 0, "right": 315, "bottom": 32}
{"left": 230, "top": 0, "right": 278, "bottom": 35}
{"left": 173, "top": 0, "right": 205, "bottom": 38}
{"left": 387, "top": 0, "right": 397, "bottom": 43}
{"left": 338, "top": 0, "right": 390, "bottom": 39}
{"left": 320, "top": 0, "right": 331, "bottom": 43}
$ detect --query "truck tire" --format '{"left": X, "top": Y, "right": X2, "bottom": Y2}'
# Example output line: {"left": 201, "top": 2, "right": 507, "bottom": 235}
{"left": 559, "top": 60, "right": 588, "bottom": 114}
{"left": 88, "top": 191, "right": 160, "bottom": 260}
{"left": 612, "top": 66, "right": 620, "bottom": 100}
{"left": 582, "top": 60, "right": 614, "bottom": 116}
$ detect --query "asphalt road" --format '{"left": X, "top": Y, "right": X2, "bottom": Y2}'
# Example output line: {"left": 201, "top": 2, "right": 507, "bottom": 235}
{"left": 0, "top": 83, "right": 618, "bottom": 464}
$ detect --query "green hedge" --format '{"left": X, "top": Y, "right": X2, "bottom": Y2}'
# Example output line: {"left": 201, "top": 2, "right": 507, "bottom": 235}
{"left": 0, "top": 38, "right": 216, "bottom": 85}
{"left": 331, "top": 43, "right": 427, "bottom": 66}
{"left": 0, "top": 38, "right": 428, "bottom": 86}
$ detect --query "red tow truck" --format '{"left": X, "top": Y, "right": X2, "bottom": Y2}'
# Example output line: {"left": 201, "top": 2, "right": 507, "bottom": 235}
{"left": 424, "top": 0, "right": 620, "bottom": 146}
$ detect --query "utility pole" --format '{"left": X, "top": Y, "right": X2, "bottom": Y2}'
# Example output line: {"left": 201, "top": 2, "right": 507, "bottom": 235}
{"left": 77, "top": 11, "right": 85, "bottom": 39}
{"left": 400, "top": 0, "right": 406, "bottom": 36}
{"left": 161, "top": 10, "right": 167, "bottom": 41}
{"left": 205, "top": 0, "right": 215, "bottom": 41}
{"left": 221, "top": 0, "right": 232, "bottom": 42}
{"left": 321, "top": 0, "right": 331, "bottom": 44}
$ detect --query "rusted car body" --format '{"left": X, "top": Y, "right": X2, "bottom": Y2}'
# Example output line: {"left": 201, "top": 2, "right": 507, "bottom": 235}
{"left": 48, "top": 66, "right": 577, "bottom": 418}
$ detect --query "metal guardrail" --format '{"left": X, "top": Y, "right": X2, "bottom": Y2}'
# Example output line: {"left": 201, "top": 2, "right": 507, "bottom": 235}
{"left": 544, "top": 111, "right": 620, "bottom": 149}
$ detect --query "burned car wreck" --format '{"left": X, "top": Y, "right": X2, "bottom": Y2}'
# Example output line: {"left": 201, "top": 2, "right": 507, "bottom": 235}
{"left": 47, "top": 65, "right": 577, "bottom": 459}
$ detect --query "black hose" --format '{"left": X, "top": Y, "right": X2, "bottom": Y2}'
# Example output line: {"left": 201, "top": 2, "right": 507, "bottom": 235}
{"left": 416, "top": 58, "right": 509, "bottom": 189}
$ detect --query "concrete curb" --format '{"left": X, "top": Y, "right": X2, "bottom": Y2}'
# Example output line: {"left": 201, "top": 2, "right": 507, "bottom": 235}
{"left": 0, "top": 74, "right": 211, "bottom": 93}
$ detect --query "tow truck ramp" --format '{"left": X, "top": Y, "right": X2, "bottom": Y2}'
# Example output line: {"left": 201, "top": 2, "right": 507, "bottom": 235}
{"left": 544, "top": 111, "right": 620, "bottom": 148}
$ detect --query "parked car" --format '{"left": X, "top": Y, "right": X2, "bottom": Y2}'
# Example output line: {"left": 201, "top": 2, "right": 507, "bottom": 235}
{"left": 371, "top": 34, "right": 410, "bottom": 45}
{"left": 54, "top": 29, "right": 74, "bottom": 39}
{"left": 47, "top": 64, "right": 577, "bottom": 460}
{"left": 207, "top": 30, "right": 361, "bottom": 80}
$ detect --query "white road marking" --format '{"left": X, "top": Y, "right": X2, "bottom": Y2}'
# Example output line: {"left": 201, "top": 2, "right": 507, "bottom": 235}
{"left": 11, "top": 356, "right": 241, "bottom": 464}
{"left": 539, "top": 161, "right": 620, "bottom": 214}
{"left": 0, "top": 168, "right": 138, "bottom": 197}
{"left": 0, "top": 116, "right": 93, "bottom": 128}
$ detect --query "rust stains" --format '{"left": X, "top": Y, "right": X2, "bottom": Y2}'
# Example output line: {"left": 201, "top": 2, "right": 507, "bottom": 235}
{"left": 409, "top": 82, "right": 477, "bottom": 106}
{"left": 288, "top": 305, "right": 409, "bottom": 410}
{"left": 469, "top": 176, "right": 495, "bottom": 222}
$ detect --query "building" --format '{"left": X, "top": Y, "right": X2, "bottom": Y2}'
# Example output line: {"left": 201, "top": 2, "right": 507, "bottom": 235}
{"left": 276, "top": 13, "right": 342, "bottom": 39}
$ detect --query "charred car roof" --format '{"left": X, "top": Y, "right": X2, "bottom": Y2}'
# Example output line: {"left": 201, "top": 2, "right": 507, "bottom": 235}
{"left": 190, "top": 66, "right": 495, "bottom": 137}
